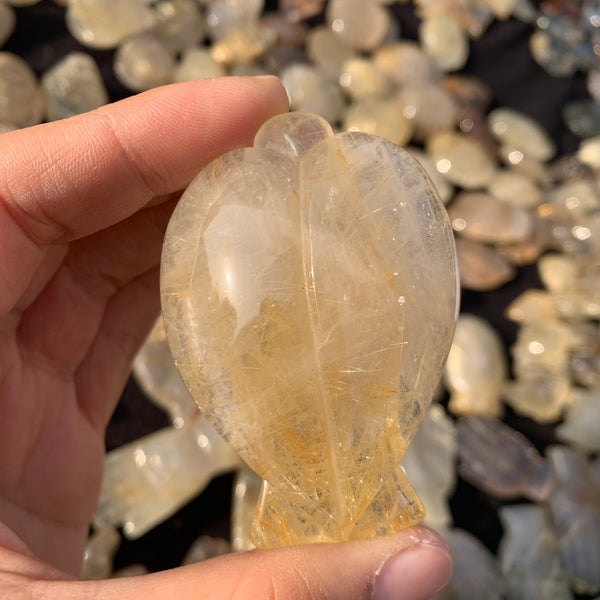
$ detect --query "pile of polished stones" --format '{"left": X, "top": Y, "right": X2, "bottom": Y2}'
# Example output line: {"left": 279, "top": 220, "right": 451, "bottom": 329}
{"left": 2, "top": 0, "right": 600, "bottom": 597}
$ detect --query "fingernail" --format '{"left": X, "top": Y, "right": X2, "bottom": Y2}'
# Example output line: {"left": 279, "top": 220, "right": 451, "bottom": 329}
{"left": 372, "top": 542, "right": 453, "bottom": 600}
{"left": 254, "top": 74, "right": 281, "bottom": 81}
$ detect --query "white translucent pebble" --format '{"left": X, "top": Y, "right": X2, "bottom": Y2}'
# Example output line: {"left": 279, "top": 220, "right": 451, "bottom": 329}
{"left": 419, "top": 14, "right": 469, "bottom": 72}
{"left": 448, "top": 192, "right": 533, "bottom": 244}
{"left": 499, "top": 504, "right": 573, "bottom": 600}
{"left": 231, "top": 466, "right": 263, "bottom": 551}
{"left": 546, "top": 178, "right": 600, "bottom": 219}
{"left": 114, "top": 33, "right": 174, "bottom": 92}
{"left": 444, "top": 314, "right": 507, "bottom": 417}
{"left": 42, "top": 52, "right": 108, "bottom": 121}
{"left": 174, "top": 47, "right": 226, "bottom": 82}
{"left": 66, "top": 0, "right": 157, "bottom": 50}
{"left": 408, "top": 147, "right": 453, "bottom": 205}
{"left": 206, "top": 0, "right": 264, "bottom": 40}
{"left": 454, "top": 237, "right": 515, "bottom": 291}
{"left": 488, "top": 108, "right": 556, "bottom": 163}
{"left": 112, "top": 564, "right": 149, "bottom": 578}
{"left": 500, "top": 144, "right": 550, "bottom": 185}
{"left": 154, "top": 0, "right": 205, "bottom": 53}
{"left": 480, "top": 0, "right": 518, "bottom": 19}
{"left": 374, "top": 41, "right": 441, "bottom": 87}
{"left": 210, "top": 23, "right": 275, "bottom": 66}
{"left": 281, "top": 63, "right": 345, "bottom": 125}
{"left": 427, "top": 131, "right": 497, "bottom": 189}
{"left": 556, "top": 388, "right": 600, "bottom": 452}
{"left": 505, "top": 289, "right": 558, "bottom": 324}
{"left": 343, "top": 98, "right": 413, "bottom": 146}
{"left": 80, "top": 526, "right": 121, "bottom": 580}
{"left": 0, "top": 1, "right": 15, "bottom": 48}
{"left": 0, "top": 52, "right": 45, "bottom": 128}
{"left": 93, "top": 415, "right": 240, "bottom": 539}
{"left": 181, "top": 535, "right": 230, "bottom": 565}
{"left": 435, "top": 528, "right": 505, "bottom": 600}
{"left": 578, "top": 136, "right": 600, "bottom": 168}
{"left": 538, "top": 254, "right": 578, "bottom": 293}
{"left": 326, "top": 0, "right": 390, "bottom": 51}
{"left": 487, "top": 169, "right": 542, "bottom": 208}
{"left": 133, "top": 316, "right": 199, "bottom": 428}
{"left": 503, "top": 375, "right": 571, "bottom": 423}
{"left": 338, "top": 57, "right": 390, "bottom": 101}
{"left": 400, "top": 405, "right": 457, "bottom": 530}
{"left": 306, "top": 26, "right": 356, "bottom": 81}
{"left": 398, "top": 83, "right": 457, "bottom": 140}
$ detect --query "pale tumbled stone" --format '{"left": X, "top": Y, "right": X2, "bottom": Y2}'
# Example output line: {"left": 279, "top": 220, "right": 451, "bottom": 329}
{"left": 181, "top": 535, "right": 230, "bottom": 565}
{"left": 480, "top": 0, "right": 517, "bottom": 19}
{"left": 112, "top": 564, "right": 149, "bottom": 578}
{"left": 556, "top": 388, "right": 600, "bottom": 453}
{"left": 435, "top": 528, "right": 505, "bottom": 600}
{"left": 487, "top": 170, "right": 542, "bottom": 209}
{"left": 0, "top": 52, "right": 45, "bottom": 128}
{"left": 343, "top": 98, "right": 413, "bottom": 146}
{"left": 448, "top": 192, "right": 533, "bottom": 244}
{"left": 326, "top": 0, "right": 390, "bottom": 51}
{"left": 445, "top": 314, "right": 507, "bottom": 417}
{"left": 306, "top": 25, "right": 356, "bottom": 81}
{"left": 160, "top": 111, "right": 458, "bottom": 547}
{"left": 488, "top": 107, "right": 556, "bottom": 163}
{"left": 66, "top": 0, "right": 157, "bottom": 50}
{"left": 505, "top": 289, "right": 558, "bottom": 324}
{"left": 133, "top": 316, "right": 199, "bottom": 428}
{"left": 454, "top": 237, "right": 515, "bottom": 290}
{"left": 408, "top": 147, "right": 454, "bottom": 205}
{"left": 0, "top": 1, "right": 15, "bottom": 48}
{"left": 499, "top": 504, "right": 572, "bottom": 600}
{"left": 419, "top": 14, "right": 469, "bottom": 72}
{"left": 546, "top": 178, "right": 600, "bottom": 220}
{"left": 154, "top": 0, "right": 205, "bottom": 53}
{"left": 577, "top": 135, "right": 600, "bottom": 168}
{"left": 338, "top": 57, "right": 390, "bottom": 100}
{"left": 457, "top": 417, "right": 554, "bottom": 501}
{"left": 427, "top": 131, "right": 497, "bottom": 189}
{"left": 210, "top": 24, "right": 275, "bottom": 66}
{"left": 503, "top": 375, "right": 571, "bottom": 423}
{"left": 397, "top": 83, "right": 457, "bottom": 140}
{"left": 205, "top": 0, "right": 264, "bottom": 40}
{"left": 231, "top": 466, "right": 262, "bottom": 551}
{"left": 499, "top": 144, "right": 550, "bottom": 185}
{"left": 93, "top": 415, "right": 240, "bottom": 539}
{"left": 42, "top": 52, "right": 108, "bottom": 121}
{"left": 279, "top": 0, "right": 325, "bottom": 22}
{"left": 80, "top": 526, "right": 121, "bottom": 580}
{"left": 174, "top": 47, "right": 226, "bottom": 82}
{"left": 374, "top": 41, "right": 441, "bottom": 87}
{"left": 400, "top": 405, "right": 457, "bottom": 530}
{"left": 538, "top": 254, "right": 578, "bottom": 293}
{"left": 281, "top": 64, "right": 345, "bottom": 124}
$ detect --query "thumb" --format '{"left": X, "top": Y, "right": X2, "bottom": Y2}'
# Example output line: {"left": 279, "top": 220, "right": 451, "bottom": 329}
{"left": 66, "top": 526, "right": 452, "bottom": 600}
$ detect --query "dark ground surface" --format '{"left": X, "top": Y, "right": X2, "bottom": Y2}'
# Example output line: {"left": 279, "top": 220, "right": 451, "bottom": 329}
{"left": 3, "top": 0, "right": 594, "bottom": 579}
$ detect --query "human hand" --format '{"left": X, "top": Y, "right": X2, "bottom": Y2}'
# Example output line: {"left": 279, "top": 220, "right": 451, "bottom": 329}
{"left": 0, "top": 75, "right": 452, "bottom": 599}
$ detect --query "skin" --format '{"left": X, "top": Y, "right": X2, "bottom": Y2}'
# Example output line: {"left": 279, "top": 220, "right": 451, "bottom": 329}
{"left": 0, "top": 76, "right": 452, "bottom": 600}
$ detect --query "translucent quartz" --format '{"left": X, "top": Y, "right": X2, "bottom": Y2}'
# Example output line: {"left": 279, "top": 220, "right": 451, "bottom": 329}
{"left": 427, "top": 131, "right": 497, "bottom": 189}
{"left": 181, "top": 535, "right": 230, "bottom": 565}
{"left": 231, "top": 466, "right": 262, "bottom": 551}
{"left": 538, "top": 254, "right": 578, "bottom": 293}
{"left": 457, "top": 417, "right": 554, "bottom": 501}
{"left": 488, "top": 108, "right": 556, "bottom": 163}
{"left": 112, "top": 564, "right": 149, "bottom": 578}
{"left": 546, "top": 178, "right": 600, "bottom": 220}
{"left": 546, "top": 445, "right": 600, "bottom": 594}
{"left": 42, "top": 52, "right": 108, "bottom": 121}
{"left": 454, "top": 237, "right": 515, "bottom": 291}
{"left": 448, "top": 192, "right": 533, "bottom": 244}
{"left": 174, "top": 48, "right": 226, "bottom": 83}
{"left": 0, "top": 52, "right": 45, "bottom": 128}
{"left": 114, "top": 33, "right": 174, "bottom": 92}
{"left": 338, "top": 57, "right": 391, "bottom": 101}
{"left": 94, "top": 415, "right": 240, "bottom": 539}
{"left": 496, "top": 223, "right": 552, "bottom": 266}
{"left": 419, "top": 14, "right": 469, "bottom": 72}
{"left": 499, "top": 504, "right": 572, "bottom": 600}
{"left": 408, "top": 147, "right": 454, "bottom": 205}
{"left": 343, "top": 98, "right": 414, "bottom": 146}
{"left": 154, "top": 0, "right": 205, "bottom": 54}
{"left": 325, "top": 0, "right": 390, "bottom": 51}
{"left": 400, "top": 405, "right": 457, "bottom": 530}
{"left": 205, "top": 0, "right": 264, "bottom": 40}
{"left": 280, "top": 64, "right": 345, "bottom": 124}
{"left": 444, "top": 314, "right": 507, "bottom": 417}
{"left": 556, "top": 387, "right": 600, "bottom": 452}
{"left": 503, "top": 374, "right": 571, "bottom": 423}
{"left": 132, "top": 316, "right": 199, "bottom": 428}
{"left": 305, "top": 26, "right": 356, "bottom": 81}
{"left": 480, "top": 0, "right": 517, "bottom": 19}
{"left": 435, "top": 528, "right": 505, "bottom": 600}
{"left": 487, "top": 170, "right": 542, "bottom": 209}
{"left": 210, "top": 24, "right": 275, "bottom": 66}
{"left": 279, "top": 0, "right": 325, "bottom": 22}
{"left": 505, "top": 289, "right": 558, "bottom": 324}
{"left": 578, "top": 135, "right": 600, "bottom": 168}
{"left": 499, "top": 144, "right": 550, "bottom": 185}
{"left": 397, "top": 83, "right": 457, "bottom": 141}
{"left": 442, "top": 74, "right": 492, "bottom": 113}
{"left": 80, "top": 526, "right": 121, "bottom": 580}
{"left": 374, "top": 41, "right": 441, "bottom": 88}
{"left": 563, "top": 100, "right": 600, "bottom": 138}
{"left": 160, "top": 112, "right": 459, "bottom": 547}
{"left": 530, "top": 17, "right": 579, "bottom": 78}
{"left": 0, "top": 1, "right": 15, "bottom": 48}
{"left": 260, "top": 13, "right": 307, "bottom": 48}
{"left": 66, "top": 0, "right": 157, "bottom": 50}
